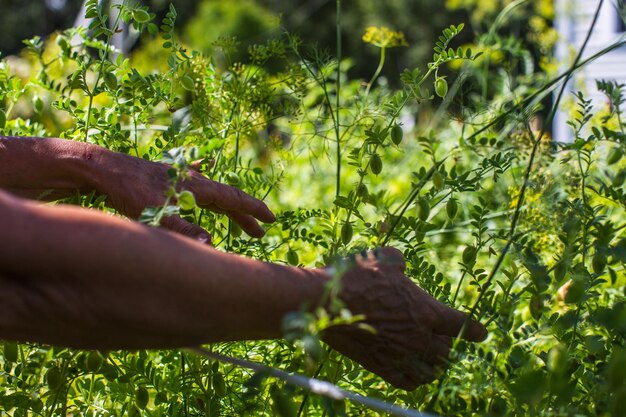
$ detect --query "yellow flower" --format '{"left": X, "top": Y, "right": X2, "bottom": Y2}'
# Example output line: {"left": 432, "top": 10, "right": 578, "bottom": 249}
{"left": 362, "top": 27, "right": 408, "bottom": 48}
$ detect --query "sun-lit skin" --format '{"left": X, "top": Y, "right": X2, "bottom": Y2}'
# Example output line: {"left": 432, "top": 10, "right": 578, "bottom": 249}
{"left": 0, "top": 136, "right": 486, "bottom": 390}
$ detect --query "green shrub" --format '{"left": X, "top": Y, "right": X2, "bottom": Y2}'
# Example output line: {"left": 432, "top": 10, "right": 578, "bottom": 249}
{"left": 0, "top": 1, "right": 625, "bottom": 416}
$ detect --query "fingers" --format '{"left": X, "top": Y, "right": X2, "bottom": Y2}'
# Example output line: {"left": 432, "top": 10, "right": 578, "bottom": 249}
{"left": 433, "top": 304, "right": 488, "bottom": 342}
{"left": 189, "top": 160, "right": 203, "bottom": 172}
{"left": 160, "top": 216, "right": 212, "bottom": 245}
{"left": 380, "top": 367, "right": 436, "bottom": 390}
{"left": 390, "top": 356, "right": 439, "bottom": 389}
{"left": 227, "top": 211, "right": 266, "bottom": 238}
{"left": 376, "top": 247, "right": 406, "bottom": 272}
{"left": 425, "top": 334, "right": 453, "bottom": 364}
{"left": 189, "top": 178, "right": 276, "bottom": 224}
{"left": 323, "top": 329, "right": 435, "bottom": 390}
{"left": 189, "top": 159, "right": 215, "bottom": 172}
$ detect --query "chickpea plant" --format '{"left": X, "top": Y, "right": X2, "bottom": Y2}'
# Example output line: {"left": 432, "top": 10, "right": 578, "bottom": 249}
{"left": 1, "top": 1, "right": 626, "bottom": 416}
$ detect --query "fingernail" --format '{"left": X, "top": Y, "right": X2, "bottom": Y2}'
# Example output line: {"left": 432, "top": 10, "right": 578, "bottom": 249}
{"left": 265, "top": 211, "right": 277, "bottom": 223}
{"left": 197, "top": 235, "right": 212, "bottom": 245}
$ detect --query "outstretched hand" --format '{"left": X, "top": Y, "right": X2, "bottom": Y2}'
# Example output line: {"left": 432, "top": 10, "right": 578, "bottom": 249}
{"left": 95, "top": 150, "right": 275, "bottom": 243}
{"left": 322, "top": 248, "right": 487, "bottom": 390}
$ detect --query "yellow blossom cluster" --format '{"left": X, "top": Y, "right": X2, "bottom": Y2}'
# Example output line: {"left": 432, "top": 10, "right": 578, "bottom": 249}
{"left": 362, "top": 26, "right": 408, "bottom": 48}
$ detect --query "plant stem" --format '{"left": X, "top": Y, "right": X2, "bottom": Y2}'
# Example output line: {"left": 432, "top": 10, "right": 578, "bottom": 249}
{"left": 463, "top": 0, "right": 606, "bottom": 326}
{"left": 365, "top": 47, "right": 386, "bottom": 97}
{"left": 464, "top": 39, "right": 625, "bottom": 145}
{"left": 335, "top": 0, "right": 342, "bottom": 197}
{"left": 382, "top": 163, "right": 440, "bottom": 246}
{"left": 84, "top": 1, "right": 125, "bottom": 142}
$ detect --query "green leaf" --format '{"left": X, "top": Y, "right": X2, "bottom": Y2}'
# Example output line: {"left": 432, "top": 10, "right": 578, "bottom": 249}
{"left": 180, "top": 74, "right": 195, "bottom": 91}
{"left": 133, "top": 9, "right": 151, "bottom": 23}
{"left": 333, "top": 196, "right": 352, "bottom": 210}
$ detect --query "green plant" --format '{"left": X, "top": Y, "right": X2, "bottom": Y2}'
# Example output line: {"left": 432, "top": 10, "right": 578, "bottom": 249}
{"left": 1, "top": 1, "right": 625, "bottom": 416}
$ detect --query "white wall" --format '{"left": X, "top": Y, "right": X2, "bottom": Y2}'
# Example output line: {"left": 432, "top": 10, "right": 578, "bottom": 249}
{"left": 553, "top": 0, "right": 626, "bottom": 142}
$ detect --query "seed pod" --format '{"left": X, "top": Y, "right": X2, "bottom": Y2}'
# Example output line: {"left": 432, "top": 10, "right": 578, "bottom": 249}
{"left": 553, "top": 260, "right": 567, "bottom": 283}
{"left": 612, "top": 170, "right": 626, "bottom": 187}
{"left": 34, "top": 97, "right": 44, "bottom": 113}
{"left": 432, "top": 170, "right": 444, "bottom": 190}
{"left": 212, "top": 372, "right": 226, "bottom": 397}
{"left": 608, "top": 147, "right": 624, "bottom": 165}
{"left": 356, "top": 183, "right": 369, "bottom": 199}
{"left": 103, "top": 72, "right": 118, "bottom": 90}
{"left": 529, "top": 294, "right": 543, "bottom": 320}
{"left": 155, "top": 391, "right": 168, "bottom": 405}
{"left": 135, "top": 387, "right": 149, "bottom": 409}
{"left": 46, "top": 367, "right": 63, "bottom": 390}
{"left": 177, "top": 190, "right": 196, "bottom": 210}
{"left": 341, "top": 222, "right": 353, "bottom": 245}
{"left": 462, "top": 245, "right": 477, "bottom": 265}
{"left": 3, "top": 341, "right": 18, "bottom": 363}
{"left": 417, "top": 198, "right": 430, "bottom": 222}
{"left": 86, "top": 351, "right": 104, "bottom": 373}
{"left": 564, "top": 278, "right": 585, "bottom": 304}
{"left": 270, "top": 385, "right": 297, "bottom": 417}
{"left": 548, "top": 345, "right": 567, "bottom": 375}
{"left": 390, "top": 124, "right": 403, "bottom": 145}
{"left": 225, "top": 172, "right": 241, "bottom": 186}
{"left": 0, "top": 109, "right": 6, "bottom": 129}
{"left": 435, "top": 77, "right": 448, "bottom": 98}
{"left": 286, "top": 249, "right": 299, "bottom": 266}
{"left": 446, "top": 198, "right": 458, "bottom": 219}
{"left": 592, "top": 252, "right": 607, "bottom": 274}
{"left": 370, "top": 154, "right": 383, "bottom": 175}
{"left": 302, "top": 334, "right": 323, "bottom": 362}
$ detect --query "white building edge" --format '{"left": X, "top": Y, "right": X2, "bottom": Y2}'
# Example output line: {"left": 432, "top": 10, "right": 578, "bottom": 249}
{"left": 554, "top": 0, "right": 626, "bottom": 141}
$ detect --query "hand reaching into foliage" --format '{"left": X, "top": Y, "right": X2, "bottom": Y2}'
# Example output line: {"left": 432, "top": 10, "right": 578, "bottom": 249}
{"left": 0, "top": 136, "right": 275, "bottom": 243}
{"left": 0, "top": 136, "right": 485, "bottom": 390}
{"left": 88, "top": 144, "right": 275, "bottom": 242}
{"left": 0, "top": 190, "right": 485, "bottom": 389}
{"left": 322, "top": 248, "right": 487, "bottom": 390}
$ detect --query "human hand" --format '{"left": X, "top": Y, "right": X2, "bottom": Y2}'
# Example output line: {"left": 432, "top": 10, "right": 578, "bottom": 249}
{"left": 321, "top": 248, "right": 487, "bottom": 390}
{"left": 92, "top": 149, "right": 275, "bottom": 243}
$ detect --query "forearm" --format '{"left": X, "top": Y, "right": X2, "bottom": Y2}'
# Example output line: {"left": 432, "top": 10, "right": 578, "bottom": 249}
{"left": 0, "top": 136, "right": 106, "bottom": 199}
{"left": 0, "top": 191, "right": 327, "bottom": 349}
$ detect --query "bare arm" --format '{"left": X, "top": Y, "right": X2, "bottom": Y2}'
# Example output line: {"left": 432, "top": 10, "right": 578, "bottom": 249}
{"left": 0, "top": 136, "right": 275, "bottom": 241}
{"left": 0, "top": 136, "right": 99, "bottom": 199}
{"left": 0, "top": 190, "right": 486, "bottom": 389}
{"left": 0, "top": 190, "right": 323, "bottom": 349}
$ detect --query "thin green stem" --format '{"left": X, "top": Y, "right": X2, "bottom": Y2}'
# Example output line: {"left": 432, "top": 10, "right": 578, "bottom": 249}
{"left": 382, "top": 163, "right": 440, "bottom": 246}
{"left": 365, "top": 47, "right": 386, "bottom": 97}
{"left": 577, "top": 150, "right": 590, "bottom": 265}
{"left": 462, "top": 0, "right": 606, "bottom": 326}
{"left": 335, "top": 0, "right": 342, "bottom": 197}
{"left": 84, "top": 1, "right": 125, "bottom": 143}
{"left": 464, "top": 38, "right": 625, "bottom": 145}
{"left": 452, "top": 270, "right": 468, "bottom": 304}
{"left": 343, "top": 65, "right": 439, "bottom": 230}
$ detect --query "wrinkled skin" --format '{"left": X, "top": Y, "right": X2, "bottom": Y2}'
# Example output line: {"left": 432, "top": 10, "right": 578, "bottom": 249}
{"left": 0, "top": 137, "right": 487, "bottom": 390}
{"left": 0, "top": 137, "right": 276, "bottom": 243}
{"left": 96, "top": 151, "right": 276, "bottom": 243}
{"left": 323, "top": 248, "right": 487, "bottom": 390}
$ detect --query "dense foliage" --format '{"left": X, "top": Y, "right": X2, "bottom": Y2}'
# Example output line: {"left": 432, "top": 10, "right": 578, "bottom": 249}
{"left": 1, "top": 1, "right": 626, "bottom": 416}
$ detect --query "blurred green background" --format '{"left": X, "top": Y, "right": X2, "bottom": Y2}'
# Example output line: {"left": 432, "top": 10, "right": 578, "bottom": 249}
{"left": 0, "top": 0, "right": 554, "bottom": 83}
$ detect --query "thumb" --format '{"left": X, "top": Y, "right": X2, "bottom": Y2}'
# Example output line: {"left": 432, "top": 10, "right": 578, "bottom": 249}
{"left": 160, "top": 215, "right": 213, "bottom": 245}
{"left": 375, "top": 247, "right": 406, "bottom": 272}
